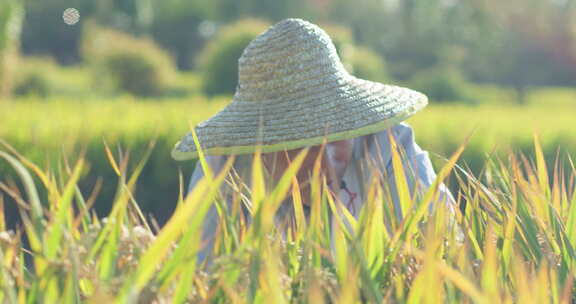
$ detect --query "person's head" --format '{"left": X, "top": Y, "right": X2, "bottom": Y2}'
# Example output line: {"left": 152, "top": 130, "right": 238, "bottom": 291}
{"left": 172, "top": 19, "right": 427, "bottom": 176}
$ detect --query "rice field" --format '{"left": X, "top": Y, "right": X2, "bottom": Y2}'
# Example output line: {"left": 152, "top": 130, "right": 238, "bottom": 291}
{"left": 0, "top": 130, "right": 575, "bottom": 302}
{"left": 1, "top": 88, "right": 574, "bottom": 156}
{"left": 0, "top": 87, "right": 575, "bottom": 302}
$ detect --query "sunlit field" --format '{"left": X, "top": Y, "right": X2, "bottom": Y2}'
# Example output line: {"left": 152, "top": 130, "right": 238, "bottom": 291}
{"left": 0, "top": 87, "right": 575, "bottom": 302}
{"left": 1, "top": 87, "right": 574, "bottom": 163}
{"left": 0, "top": 129, "right": 575, "bottom": 302}
{"left": 3, "top": 0, "right": 576, "bottom": 301}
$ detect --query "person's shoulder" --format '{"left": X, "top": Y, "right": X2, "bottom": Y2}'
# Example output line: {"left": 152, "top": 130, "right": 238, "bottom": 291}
{"left": 370, "top": 122, "right": 415, "bottom": 143}
{"left": 392, "top": 122, "right": 414, "bottom": 134}
{"left": 349, "top": 123, "right": 421, "bottom": 161}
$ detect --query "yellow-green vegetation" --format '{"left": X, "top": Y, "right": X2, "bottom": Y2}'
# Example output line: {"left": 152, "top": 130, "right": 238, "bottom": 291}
{"left": 1, "top": 87, "right": 573, "bottom": 215}
{"left": 1, "top": 87, "right": 574, "bottom": 159}
{"left": 198, "top": 19, "right": 270, "bottom": 96}
{"left": 13, "top": 57, "right": 92, "bottom": 98}
{"left": 83, "top": 24, "right": 174, "bottom": 97}
{"left": 0, "top": 87, "right": 574, "bottom": 302}
{"left": 3, "top": 99, "right": 574, "bottom": 157}
{"left": 0, "top": 129, "right": 575, "bottom": 302}
{"left": 409, "top": 102, "right": 576, "bottom": 157}
{"left": 0, "top": 96, "right": 225, "bottom": 150}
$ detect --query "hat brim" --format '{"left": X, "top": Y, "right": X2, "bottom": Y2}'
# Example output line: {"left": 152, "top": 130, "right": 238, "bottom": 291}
{"left": 172, "top": 77, "right": 427, "bottom": 160}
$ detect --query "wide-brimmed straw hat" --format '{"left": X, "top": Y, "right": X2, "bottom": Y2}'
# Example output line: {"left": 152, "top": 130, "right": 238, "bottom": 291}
{"left": 172, "top": 18, "right": 427, "bottom": 160}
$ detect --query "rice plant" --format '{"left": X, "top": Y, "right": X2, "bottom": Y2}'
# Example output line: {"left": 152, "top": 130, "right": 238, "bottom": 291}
{"left": 0, "top": 133, "right": 574, "bottom": 303}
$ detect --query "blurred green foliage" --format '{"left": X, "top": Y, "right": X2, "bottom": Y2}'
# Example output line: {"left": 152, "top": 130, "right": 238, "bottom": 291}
{"left": 347, "top": 46, "right": 388, "bottom": 83}
{"left": 13, "top": 57, "right": 58, "bottom": 98}
{"left": 8, "top": 0, "right": 575, "bottom": 102}
{"left": 320, "top": 23, "right": 354, "bottom": 62}
{"left": 409, "top": 67, "right": 474, "bottom": 103}
{"left": 198, "top": 19, "right": 269, "bottom": 96}
{"left": 149, "top": 0, "right": 217, "bottom": 70}
{"left": 0, "top": 0, "right": 23, "bottom": 98}
{"left": 13, "top": 56, "right": 95, "bottom": 98}
{"left": 82, "top": 23, "right": 176, "bottom": 97}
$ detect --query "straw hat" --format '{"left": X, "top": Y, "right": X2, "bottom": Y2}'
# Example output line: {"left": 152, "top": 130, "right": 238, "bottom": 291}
{"left": 172, "top": 18, "right": 427, "bottom": 160}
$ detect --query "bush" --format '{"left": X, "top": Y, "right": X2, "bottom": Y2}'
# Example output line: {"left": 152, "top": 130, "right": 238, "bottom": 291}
{"left": 409, "top": 67, "right": 475, "bottom": 103}
{"left": 162, "top": 72, "right": 203, "bottom": 98}
{"left": 82, "top": 23, "right": 175, "bottom": 97}
{"left": 197, "top": 19, "right": 270, "bottom": 96}
{"left": 13, "top": 57, "right": 55, "bottom": 98}
{"left": 347, "top": 46, "right": 388, "bottom": 82}
{"left": 316, "top": 25, "right": 388, "bottom": 83}
{"left": 320, "top": 23, "right": 354, "bottom": 67}
{"left": 14, "top": 56, "right": 95, "bottom": 98}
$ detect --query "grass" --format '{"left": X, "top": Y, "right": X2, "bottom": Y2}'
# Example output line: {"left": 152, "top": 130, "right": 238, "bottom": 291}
{"left": 0, "top": 129, "right": 575, "bottom": 302}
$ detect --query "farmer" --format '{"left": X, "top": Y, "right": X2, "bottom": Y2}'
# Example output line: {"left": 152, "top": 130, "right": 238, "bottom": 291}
{"left": 172, "top": 19, "right": 455, "bottom": 262}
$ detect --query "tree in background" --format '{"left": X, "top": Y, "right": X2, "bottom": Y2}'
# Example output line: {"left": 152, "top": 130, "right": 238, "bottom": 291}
{"left": 0, "top": 0, "right": 24, "bottom": 99}
{"left": 215, "top": 0, "right": 315, "bottom": 22}
{"left": 21, "top": 0, "right": 153, "bottom": 65}
{"left": 149, "top": 0, "right": 216, "bottom": 70}
{"left": 198, "top": 19, "right": 269, "bottom": 96}
{"left": 10, "top": 0, "right": 576, "bottom": 103}
{"left": 347, "top": 46, "right": 388, "bottom": 83}
{"left": 82, "top": 22, "right": 176, "bottom": 97}
{"left": 327, "top": 0, "right": 391, "bottom": 49}
{"left": 461, "top": 0, "right": 576, "bottom": 104}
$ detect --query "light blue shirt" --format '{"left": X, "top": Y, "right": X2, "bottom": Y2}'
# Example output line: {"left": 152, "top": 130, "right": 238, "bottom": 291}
{"left": 188, "top": 123, "right": 455, "bottom": 263}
